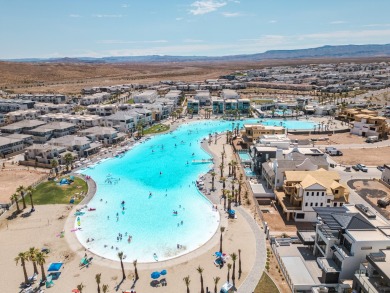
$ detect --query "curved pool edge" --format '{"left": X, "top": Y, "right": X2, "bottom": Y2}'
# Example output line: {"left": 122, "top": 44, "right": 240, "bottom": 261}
{"left": 64, "top": 141, "right": 223, "bottom": 266}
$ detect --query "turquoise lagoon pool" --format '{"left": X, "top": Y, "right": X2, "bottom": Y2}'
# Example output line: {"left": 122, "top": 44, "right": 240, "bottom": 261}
{"left": 76, "top": 119, "right": 314, "bottom": 262}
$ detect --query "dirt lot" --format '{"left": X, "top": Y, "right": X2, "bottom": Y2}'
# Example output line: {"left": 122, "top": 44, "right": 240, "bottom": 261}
{"left": 289, "top": 132, "right": 366, "bottom": 145}
{"left": 332, "top": 147, "right": 390, "bottom": 166}
{"left": 349, "top": 180, "right": 390, "bottom": 219}
{"left": 2, "top": 57, "right": 390, "bottom": 94}
{"left": 0, "top": 163, "right": 49, "bottom": 203}
{"left": 258, "top": 203, "right": 312, "bottom": 234}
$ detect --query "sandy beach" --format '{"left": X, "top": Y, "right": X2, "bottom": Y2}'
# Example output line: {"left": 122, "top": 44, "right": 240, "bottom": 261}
{"left": 0, "top": 116, "right": 263, "bottom": 293}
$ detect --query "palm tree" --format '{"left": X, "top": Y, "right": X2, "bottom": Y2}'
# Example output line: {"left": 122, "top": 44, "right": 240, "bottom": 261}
{"left": 133, "top": 259, "right": 139, "bottom": 280}
{"left": 237, "top": 178, "right": 243, "bottom": 205}
{"left": 196, "top": 266, "right": 205, "bottom": 293}
{"left": 271, "top": 108, "right": 275, "bottom": 118}
{"left": 15, "top": 252, "right": 29, "bottom": 285}
{"left": 16, "top": 185, "right": 26, "bottom": 210}
{"left": 102, "top": 284, "right": 109, "bottom": 293}
{"left": 95, "top": 273, "right": 101, "bottom": 293}
{"left": 118, "top": 252, "right": 126, "bottom": 280}
{"left": 221, "top": 177, "right": 226, "bottom": 189}
{"left": 227, "top": 263, "right": 232, "bottom": 283}
{"left": 183, "top": 275, "right": 191, "bottom": 293}
{"left": 64, "top": 153, "right": 74, "bottom": 171}
{"left": 232, "top": 161, "right": 238, "bottom": 179}
{"left": 26, "top": 186, "right": 35, "bottom": 210}
{"left": 213, "top": 276, "right": 220, "bottom": 293}
{"left": 219, "top": 226, "right": 225, "bottom": 253}
{"left": 35, "top": 252, "right": 47, "bottom": 281}
{"left": 28, "top": 247, "right": 39, "bottom": 275}
{"left": 51, "top": 159, "right": 59, "bottom": 176}
{"left": 231, "top": 253, "right": 237, "bottom": 286}
{"left": 10, "top": 193, "right": 20, "bottom": 213}
{"left": 219, "top": 163, "right": 224, "bottom": 178}
{"left": 228, "top": 162, "right": 232, "bottom": 177}
{"left": 210, "top": 171, "right": 216, "bottom": 191}
{"left": 77, "top": 283, "right": 85, "bottom": 293}
{"left": 238, "top": 249, "right": 242, "bottom": 279}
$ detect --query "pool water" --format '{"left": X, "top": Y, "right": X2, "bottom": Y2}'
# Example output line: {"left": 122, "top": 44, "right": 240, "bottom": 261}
{"left": 238, "top": 152, "right": 251, "bottom": 161}
{"left": 244, "top": 167, "right": 257, "bottom": 177}
{"left": 76, "top": 119, "right": 314, "bottom": 262}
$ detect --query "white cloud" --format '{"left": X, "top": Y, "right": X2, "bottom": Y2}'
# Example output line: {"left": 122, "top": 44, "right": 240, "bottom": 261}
{"left": 97, "top": 40, "right": 168, "bottom": 44}
{"left": 230, "top": 0, "right": 240, "bottom": 3}
{"left": 121, "top": 4, "right": 129, "bottom": 8}
{"left": 330, "top": 20, "right": 347, "bottom": 24}
{"left": 93, "top": 14, "right": 123, "bottom": 18}
{"left": 69, "top": 14, "right": 81, "bottom": 18}
{"left": 189, "top": 0, "right": 227, "bottom": 15}
{"left": 268, "top": 20, "right": 277, "bottom": 24}
{"left": 221, "top": 12, "right": 242, "bottom": 17}
{"left": 183, "top": 39, "right": 204, "bottom": 43}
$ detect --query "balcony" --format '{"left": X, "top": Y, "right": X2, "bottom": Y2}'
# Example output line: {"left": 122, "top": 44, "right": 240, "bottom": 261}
{"left": 317, "top": 257, "right": 340, "bottom": 273}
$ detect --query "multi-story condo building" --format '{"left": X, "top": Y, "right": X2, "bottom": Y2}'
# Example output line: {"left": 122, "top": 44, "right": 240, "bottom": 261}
{"left": 310, "top": 204, "right": 390, "bottom": 282}
{"left": 78, "top": 126, "right": 126, "bottom": 146}
{"left": 276, "top": 169, "right": 349, "bottom": 221}
{"left": 133, "top": 90, "right": 158, "bottom": 104}
{"left": 26, "top": 122, "right": 76, "bottom": 143}
{"left": 187, "top": 99, "right": 200, "bottom": 114}
{"left": 242, "top": 124, "right": 286, "bottom": 142}
{"left": 0, "top": 120, "right": 46, "bottom": 134}
{"left": 0, "top": 99, "right": 35, "bottom": 113}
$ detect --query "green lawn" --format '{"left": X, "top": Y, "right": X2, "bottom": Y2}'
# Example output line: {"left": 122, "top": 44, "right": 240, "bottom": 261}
{"left": 254, "top": 272, "right": 279, "bottom": 293}
{"left": 143, "top": 124, "right": 170, "bottom": 135}
{"left": 32, "top": 177, "right": 88, "bottom": 205}
{"left": 127, "top": 98, "right": 135, "bottom": 104}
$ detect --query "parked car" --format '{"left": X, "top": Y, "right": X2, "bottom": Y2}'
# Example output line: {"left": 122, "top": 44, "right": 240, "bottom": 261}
{"left": 378, "top": 197, "right": 390, "bottom": 208}
{"left": 325, "top": 147, "right": 343, "bottom": 156}
{"left": 377, "top": 165, "right": 385, "bottom": 171}
{"left": 366, "top": 136, "right": 379, "bottom": 143}
{"left": 352, "top": 164, "right": 368, "bottom": 172}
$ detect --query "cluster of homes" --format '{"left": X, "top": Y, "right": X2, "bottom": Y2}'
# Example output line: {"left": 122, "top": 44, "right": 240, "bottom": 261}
{"left": 234, "top": 62, "right": 390, "bottom": 92}
{"left": 234, "top": 121, "right": 390, "bottom": 292}
{"left": 338, "top": 108, "right": 389, "bottom": 139}
{"left": 187, "top": 89, "right": 250, "bottom": 115}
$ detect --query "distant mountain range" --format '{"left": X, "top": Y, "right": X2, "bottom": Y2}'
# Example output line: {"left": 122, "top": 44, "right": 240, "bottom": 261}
{"left": 4, "top": 44, "right": 390, "bottom": 63}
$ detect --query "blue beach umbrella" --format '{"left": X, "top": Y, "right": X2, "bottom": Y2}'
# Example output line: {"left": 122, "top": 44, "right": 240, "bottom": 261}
{"left": 151, "top": 272, "right": 161, "bottom": 279}
{"left": 160, "top": 269, "right": 167, "bottom": 276}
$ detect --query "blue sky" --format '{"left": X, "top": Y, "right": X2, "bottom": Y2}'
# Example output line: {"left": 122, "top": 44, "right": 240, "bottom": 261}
{"left": 1, "top": 0, "right": 390, "bottom": 58}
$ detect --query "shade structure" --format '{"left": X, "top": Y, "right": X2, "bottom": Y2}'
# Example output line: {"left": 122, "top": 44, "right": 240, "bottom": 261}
{"left": 151, "top": 271, "right": 161, "bottom": 279}
{"left": 215, "top": 251, "right": 222, "bottom": 257}
{"left": 160, "top": 269, "right": 167, "bottom": 275}
{"left": 47, "top": 262, "right": 63, "bottom": 272}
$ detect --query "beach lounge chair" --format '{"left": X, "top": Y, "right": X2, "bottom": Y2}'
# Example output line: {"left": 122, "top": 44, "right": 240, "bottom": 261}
{"left": 28, "top": 273, "right": 37, "bottom": 283}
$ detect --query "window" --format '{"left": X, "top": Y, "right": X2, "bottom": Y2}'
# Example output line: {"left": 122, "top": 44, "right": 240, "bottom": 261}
{"left": 340, "top": 203, "right": 343, "bottom": 207}
{"left": 296, "top": 213, "right": 305, "bottom": 219}
{"left": 335, "top": 190, "right": 339, "bottom": 195}
{"left": 305, "top": 202, "right": 308, "bottom": 206}
{"left": 315, "top": 203, "right": 318, "bottom": 206}
{"left": 334, "top": 203, "right": 337, "bottom": 207}
{"left": 312, "top": 192, "right": 314, "bottom": 196}
{"left": 310, "top": 203, "right": 313, "bottom": 206}
{"left": 317, "top": 192, "right": 319, "bottom": 196}
{"left": 320, "top": 203, "right": 323, "bottom": 206}
{"left": 327, "top": 199, "right": 331, "bottom": 203}
{"left": 322, "top": 192, "right": 325, "bottom": 196}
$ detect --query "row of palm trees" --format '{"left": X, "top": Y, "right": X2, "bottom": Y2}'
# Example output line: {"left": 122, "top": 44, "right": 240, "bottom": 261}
{"left": 10, "top": 185, "right": 35, "bottom": 213}
{"left": 76, "top": 274, "right": 109, "bottom": 293}
{"left": 183, "top": 249, "right": 242, "bottom": 292}
{"left": 15, "top": 247, "right": 47, "bottom": 285}
{"left": 50, "top": 152, "right": 76, "bottom": 176}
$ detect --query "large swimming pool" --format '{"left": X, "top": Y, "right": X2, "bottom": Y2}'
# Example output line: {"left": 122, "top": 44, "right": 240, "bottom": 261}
{"left": 76, "top": 119, "right": 314, "bottom": 262}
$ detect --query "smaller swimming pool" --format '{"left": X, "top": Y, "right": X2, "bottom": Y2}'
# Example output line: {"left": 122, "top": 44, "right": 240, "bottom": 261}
{"left": 244, "top": 167, "right": 257, "bottom": 177}
{"left": 238, "top": 152, "right": 251, "bottom": 161}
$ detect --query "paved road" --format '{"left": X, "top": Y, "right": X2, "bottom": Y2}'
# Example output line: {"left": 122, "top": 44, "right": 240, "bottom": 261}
{"left": 237, "top": 206, "right": 266, "bottom": 293}
{"left": 317, "top": 140, "right": 390, "bottom": 149}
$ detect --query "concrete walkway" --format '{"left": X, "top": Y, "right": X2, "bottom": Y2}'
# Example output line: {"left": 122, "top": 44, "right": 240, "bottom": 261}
{"left": 237, "top": 206, "right": 266, "bottom": 293}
